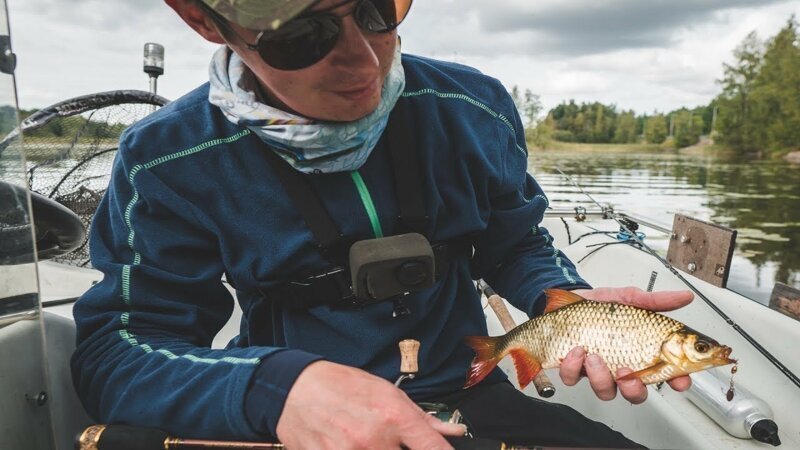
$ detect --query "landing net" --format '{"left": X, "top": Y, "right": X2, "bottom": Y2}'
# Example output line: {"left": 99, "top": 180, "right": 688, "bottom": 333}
{"left": 0, "top": 90, "right": 169, "bottom": 267}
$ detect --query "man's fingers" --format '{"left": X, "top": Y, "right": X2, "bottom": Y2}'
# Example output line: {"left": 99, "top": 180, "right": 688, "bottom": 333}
{"left": 624, "top": 289, "right": 694, "bottom": 311}
{"left": 399, "top": 412, "right": 455, "bottom": 450}
{"left": 616, "top": 368, "right": 647, "bottom": 404}
{"left": 559, "top": 346, "right": 586, "bottom": 386}
{"left": 667, "top": 375, "right": 692, "bottom": 392}
{"left": 584, "top": 354, "right": 617, "bottom": 401}
{"left": 423, "top": 413, "right": 468, "bottom": 437}
{"left": 574, "top": 287, "right": 694, "bottom": 311}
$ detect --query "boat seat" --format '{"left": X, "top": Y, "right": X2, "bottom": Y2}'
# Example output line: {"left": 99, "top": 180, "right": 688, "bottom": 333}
{"left": 43, "top": 311, "right": 94, "bottom": 449}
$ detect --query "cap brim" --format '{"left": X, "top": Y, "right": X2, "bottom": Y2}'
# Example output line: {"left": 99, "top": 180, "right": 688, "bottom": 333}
{"left": 202, "top": 0, "right": 319, "bottom": 30}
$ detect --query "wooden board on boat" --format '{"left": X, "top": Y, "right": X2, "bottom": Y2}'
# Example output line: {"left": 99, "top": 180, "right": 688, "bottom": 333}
{"left": 770, "top": 282, "right": 800, "bottom": 321}
{"left": 666, "top": 215, "right": 736, "bottom": 288}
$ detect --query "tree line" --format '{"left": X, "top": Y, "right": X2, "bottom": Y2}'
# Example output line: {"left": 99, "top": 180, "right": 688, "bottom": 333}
{"left": 511, "top": 15, "right": 799, "bottom": 156}
{"left": 511, "top": 85, "right": 713, "bottom": 150}
{"left": 0, "top": 106, "right": 128, "bottom": 141}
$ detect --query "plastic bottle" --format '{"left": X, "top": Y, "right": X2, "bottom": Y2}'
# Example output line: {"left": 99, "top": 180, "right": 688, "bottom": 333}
{"left": 685, "top": 370, "right": 781, "bottom": 446}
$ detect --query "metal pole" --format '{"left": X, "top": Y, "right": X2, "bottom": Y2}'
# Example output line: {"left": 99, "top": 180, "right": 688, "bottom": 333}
{"left": 143, "top": 43, "right": 164, "bottom": 113}
{"left": 543, "top": 207, "right": 673, "bottom": 235}
{"left": 149, "top": 76, "right": 158, "bottom": 96}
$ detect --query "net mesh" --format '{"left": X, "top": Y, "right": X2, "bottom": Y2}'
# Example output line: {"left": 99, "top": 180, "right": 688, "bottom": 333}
{"left": 2, "top": 91, "right": 169, "bottom": 267}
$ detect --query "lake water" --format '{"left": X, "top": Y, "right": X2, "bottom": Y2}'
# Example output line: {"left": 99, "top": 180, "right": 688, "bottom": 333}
{"left": 3, "top": 148, "right": 797, "bottom": 305}
{"left": 528, "top": 149, "right": 800, "bottom": 305}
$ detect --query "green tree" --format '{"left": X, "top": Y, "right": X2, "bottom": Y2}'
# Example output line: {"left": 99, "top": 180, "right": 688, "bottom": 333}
{"left": 529, "top": 114, "right": 555, "bottom": 148}
{"left": 548, "top": 100, "right": 620, "bottom": 143}
{"left": 672, "top": 110, "right": 705, "bottom": 148}
{"left": 509, "top": 85, "right": 544, "bottom": 129}
{"left": 714, "top": 31, "right": 764, "bottom": 153}
{"left": 613, "top": 111, "right": 637, "bottom": 143}
{"left": 694, "top": 104, "right": 715, "bottom": 135}
{"left": 750, "top": 16, "right": 800, "bottom": 153}
{"left": 644, "top": 114, "right": 668, "bottom": 144}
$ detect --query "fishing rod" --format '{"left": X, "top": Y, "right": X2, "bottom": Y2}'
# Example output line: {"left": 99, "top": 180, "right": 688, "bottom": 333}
{"left": 476, "top": 279, "right": 556, "bottom": 397}
{"left": 553, "top": 167, "right": 800, "bottom": 391}
{"left": 74, "top": 424, "right": 555, "bottom": 450}
{"left": 75, "top": 342, "right": 532, "bottom": 450}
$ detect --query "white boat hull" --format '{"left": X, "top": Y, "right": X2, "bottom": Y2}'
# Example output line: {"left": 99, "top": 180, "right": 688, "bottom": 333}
{"left": 7, "top": 216, "right": 798, "bottom": 449}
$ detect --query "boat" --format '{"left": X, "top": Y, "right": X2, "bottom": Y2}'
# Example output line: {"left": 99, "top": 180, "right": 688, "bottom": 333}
{"left": 1, "top": 18, "right": 798, "bottom": 450}
{"left": 10, "top": 210, "right": 799, "bottom": 449}
{"left": 490, "top": 211, "right": 800, "bottom": 449}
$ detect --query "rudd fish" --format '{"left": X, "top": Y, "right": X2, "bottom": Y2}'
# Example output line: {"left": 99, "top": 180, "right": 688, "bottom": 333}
{"left": 464, "top": 289, "right": 736, "bottom": 389}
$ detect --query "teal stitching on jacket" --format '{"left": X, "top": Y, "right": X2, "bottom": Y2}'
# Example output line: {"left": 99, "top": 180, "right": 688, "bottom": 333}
{"left": 119, "top": 129, "right": 259, "bottom": 365}
{"left": 401, "top": 89, "right": 527, "bottom": 157}
{"left": 121, "top": 266, "right": 132, "bottom": 306}
{"left": 520, "top": 193, "right": 550, "bottom": 206}
{"left": 544, "top": 234, "right": 577, "bottom": 284}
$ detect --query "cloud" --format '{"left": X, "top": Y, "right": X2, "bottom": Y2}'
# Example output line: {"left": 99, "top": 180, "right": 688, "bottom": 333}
{"left": 6, "top": 0, "right": 800, "bottom": 116}
{"left": 404, "top": 0, "right": 796, "bottom": 56}
{"left": 15, "top": 0, "right": 162, "bottom": 31}
{"left": 9, "top": 0, "right": 219, "bottom": 108}
{"left": 400, "top": 0, "right": 798, "bottom": 113}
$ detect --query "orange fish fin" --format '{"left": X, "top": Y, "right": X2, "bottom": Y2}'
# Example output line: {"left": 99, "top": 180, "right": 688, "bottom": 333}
{"left": 617, "top": 361, "right": 669, "bottom": 383}
{"left": 508, "top": 348, "right": 542, "bottom": 390}
{"left": 464, "top": 335, "right": 504, "bottom": 389}
{"left": 543, "top": 288, "right": 585, "bottom": 314}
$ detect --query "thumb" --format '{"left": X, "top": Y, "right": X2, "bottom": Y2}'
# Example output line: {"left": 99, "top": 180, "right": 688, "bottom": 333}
{"left": 581, "top": 287, "right": 693, "bottom": 311}
{"left": 424, "top": 413, "right": 468, "bottom": 437}
{"left": 619, "top": 288, "right": 694, "bottom": 311}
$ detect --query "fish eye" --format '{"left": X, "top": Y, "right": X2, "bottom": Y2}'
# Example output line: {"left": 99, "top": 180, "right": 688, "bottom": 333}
{"left": 694, "top": 341, "right": 710, "bottom": 353}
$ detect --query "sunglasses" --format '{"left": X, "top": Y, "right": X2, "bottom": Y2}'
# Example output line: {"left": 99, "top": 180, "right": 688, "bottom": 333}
{"left": 208, "top": 0, "right": 413, "bottom": 71}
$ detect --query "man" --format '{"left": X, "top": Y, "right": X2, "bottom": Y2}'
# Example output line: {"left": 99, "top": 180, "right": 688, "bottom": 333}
{"left": 71, "top": 1, "right": 693, "bottom": 448}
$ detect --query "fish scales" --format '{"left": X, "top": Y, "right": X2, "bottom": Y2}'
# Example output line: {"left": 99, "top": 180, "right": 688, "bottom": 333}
{"left": 504, "top": 300, "right": 684, "bottom": 375}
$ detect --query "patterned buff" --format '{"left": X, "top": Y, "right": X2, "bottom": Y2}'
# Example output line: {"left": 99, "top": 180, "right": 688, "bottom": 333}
{"left": 208, "top": 45, "right": 406, "bottom": 173}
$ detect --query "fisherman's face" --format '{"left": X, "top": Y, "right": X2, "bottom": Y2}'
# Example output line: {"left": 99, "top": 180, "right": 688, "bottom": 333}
{"left": 220, "top": 0, "right": 397, "bottom": 122}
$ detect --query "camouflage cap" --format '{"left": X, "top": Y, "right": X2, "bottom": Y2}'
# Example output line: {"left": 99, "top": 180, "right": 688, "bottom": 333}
{"left": 200, "top": 0, "right": 319, "bottom": 31}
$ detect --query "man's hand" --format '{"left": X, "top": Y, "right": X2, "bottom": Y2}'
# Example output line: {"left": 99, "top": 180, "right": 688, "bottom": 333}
{"left": 559, "top": 286, "right": 694, "bottom": 404}
{"left": 276, "top": 361, "right": 466, "bottom": 450}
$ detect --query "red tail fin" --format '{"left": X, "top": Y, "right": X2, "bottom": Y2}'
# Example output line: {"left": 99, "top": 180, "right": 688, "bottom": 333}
{"left": 464, "top": 335, "right": 504, "bottom": 389}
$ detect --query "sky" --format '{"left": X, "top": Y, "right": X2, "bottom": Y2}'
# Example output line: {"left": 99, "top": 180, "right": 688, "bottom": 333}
{"left": 6, "top": 0, "right": 800, "bottom": 115}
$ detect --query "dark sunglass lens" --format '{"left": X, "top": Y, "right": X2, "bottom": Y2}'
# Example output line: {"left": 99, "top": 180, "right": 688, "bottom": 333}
{"left": 257, "top": 17, "right": 340, "bottom": 70}
{"left": 355, "top": 0, "right": 412, "bottom": 33}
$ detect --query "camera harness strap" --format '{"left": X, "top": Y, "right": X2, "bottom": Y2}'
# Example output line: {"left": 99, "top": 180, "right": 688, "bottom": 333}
{"left": 261, "top": 97, "right": 472, "bottom": 310}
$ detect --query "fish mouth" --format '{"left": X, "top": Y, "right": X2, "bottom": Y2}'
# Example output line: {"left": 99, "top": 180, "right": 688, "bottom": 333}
{"left": 714, "top": 346, "right": 736, "bottom": 365}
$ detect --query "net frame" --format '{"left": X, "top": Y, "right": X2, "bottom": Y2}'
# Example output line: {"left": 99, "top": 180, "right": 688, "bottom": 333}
{"left": 0, "top": 90, "right": 169, "bottom": 267}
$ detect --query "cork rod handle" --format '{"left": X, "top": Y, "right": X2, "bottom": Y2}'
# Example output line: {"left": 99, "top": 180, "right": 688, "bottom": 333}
{"left": 398, "top": 339, "right": 420, "bottom": 374}
{"left": 485, "top": 291, "right": 555, "bottom": 398}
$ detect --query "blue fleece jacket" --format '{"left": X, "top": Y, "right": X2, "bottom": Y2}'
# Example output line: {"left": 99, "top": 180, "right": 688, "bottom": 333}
{"left": 71, "top": 54, "right": 589, "bottom": 441}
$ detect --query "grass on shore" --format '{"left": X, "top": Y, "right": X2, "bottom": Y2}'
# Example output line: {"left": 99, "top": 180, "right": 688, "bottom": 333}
{"left": 530, "top": 140, "right": 664, "bottom": 153}
{"left": 528, "top": 136, "right": 729, "bottom": 155}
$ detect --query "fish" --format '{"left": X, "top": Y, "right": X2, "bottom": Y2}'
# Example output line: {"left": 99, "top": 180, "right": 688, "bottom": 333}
{"left": 464, "top": 289, "right": 735, "bottom": 389}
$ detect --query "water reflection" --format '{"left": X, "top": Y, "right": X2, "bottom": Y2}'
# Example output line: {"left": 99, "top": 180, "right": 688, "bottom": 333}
{"left": 529, "top": 150, "right": 800, "bottom": 304}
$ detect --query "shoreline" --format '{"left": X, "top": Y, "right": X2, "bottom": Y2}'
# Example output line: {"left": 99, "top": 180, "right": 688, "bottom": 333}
{"left": 530, "top": 141, "right": 663, "bottom": 153}
{"left": 528, "top": 139, "right": 798, "bottom": 163}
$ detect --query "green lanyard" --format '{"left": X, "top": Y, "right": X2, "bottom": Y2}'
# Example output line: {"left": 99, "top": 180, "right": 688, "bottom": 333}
{"left": 350, "top": 170, "right": 384, "bottom": 238}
